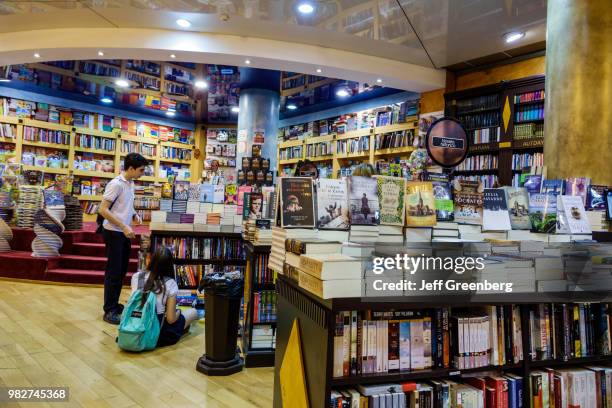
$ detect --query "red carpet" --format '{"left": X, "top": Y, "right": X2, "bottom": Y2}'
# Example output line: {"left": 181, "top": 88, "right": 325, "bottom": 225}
{"left": 0, "top": 222, "right": 149, "bottom": 285}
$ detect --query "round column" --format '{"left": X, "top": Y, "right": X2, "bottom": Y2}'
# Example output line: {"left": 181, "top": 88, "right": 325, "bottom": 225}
{"left": 544, "top": 0, "right": 612, "bottom": 184}
{"left": 237, "top": 68, "right": 281, "bottom": 173}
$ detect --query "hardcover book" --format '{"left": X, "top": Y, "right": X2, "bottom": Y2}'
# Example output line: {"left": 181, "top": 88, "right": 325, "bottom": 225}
{"left": 564, "top": 177, "right": 591, "bottom": 206}
{"left": 375, "top": 176, "right": 405, "bottom": 226}
{"left": 243, "top": 192, "right": 263, "bottom": 220}
{"left": 483, "top": 188, "right": 511, "bottom": 231}
{"left": 503, "top": 187, "right": 531, "bottom": 230}
{"left": 557, "top": 195, "right": 592, "bottom": 234}
{"left": 523, "top": 175, "right": 542, "bottom": 194}
{"left": 432, "top": 180, "right": 454, "bottom": 221}
{"left": 280, "top": 177, "right": 315, "bottom": 228}
{"left": 405, "top": 181, "right": 437, "bottom": 227}
{"left": 348, "top": 176, "right": 380, "bottom": 226}
{"left": 542, "top": 179, "right": 564, "bottom": 195}
{"left": 528, "top": 193, "right": 557, "bottom": 233}
{"left": 452, "top": 180, "right": 484, "bottom": 225}
{"left": 315, "top": 178, "right": 350, "bottom": 230}
{"left": 587, "top": 184, "right": 607, "bottom": 210}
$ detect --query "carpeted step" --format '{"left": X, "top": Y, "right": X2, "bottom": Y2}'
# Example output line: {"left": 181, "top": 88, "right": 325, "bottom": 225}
{"left": 46, "top": 268, "right": 133, "bottom": 285}
{"left": 72, "top": 242, "right": 140, "bottom": 258}
{"left": 50, "top": 254, "right": 138, "bottom": 272}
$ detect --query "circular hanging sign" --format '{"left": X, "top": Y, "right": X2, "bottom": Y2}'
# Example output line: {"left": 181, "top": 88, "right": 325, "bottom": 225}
{"left": 425, "top": 117, "right": 469, "bottom": 168}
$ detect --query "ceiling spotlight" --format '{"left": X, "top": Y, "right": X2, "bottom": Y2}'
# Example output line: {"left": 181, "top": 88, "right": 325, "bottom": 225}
{"left": 245, "top": 59, "right": 251, "bottom": 65}
{"left": 287, "top": 104, "right": 298, "bottom": 110}
{"left": 166, "top": 110, "right": 176, "bottom": 117}
{"left": 336, "top": 88, "right": 350, "bottom": 98}
{"left": 98, "top": 50, "right": 104, "bottom": 57}
{"left": 503, "top": 31, "right": 525, "bottom": 43}
{"left": 316, "top": 68, "right": 322, "bottom": 73}
{"left": 195, "top": 80, "right": 208, "bottom": 89}
{"left": 176, "top": 19, "right": 191, "bottom": 28}
{"left": 231, "top": 106, "right": 240, "bottom": 113}
{"left": 170, "top": 54, "right": 176, "bottom": 59}
{"left": 100, "top": 97, "right": 113, "bottom": 104}
{"left": 115, "top": 79, "right": 130, "bottom": 88}
{"left": 297, "top": 2, "right": 315, "bottom": 14}
{"left": 33, "top": 53, "right": 41, "bottom": 59}
{"left": 376, "top": 78, "right": 382, "bottom": 83}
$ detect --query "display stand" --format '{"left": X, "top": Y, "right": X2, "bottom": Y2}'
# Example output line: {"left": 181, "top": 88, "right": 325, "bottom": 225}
{"left": 273, "top": 274, "right": 612, "bottom": 408}
{"left": 242, "top": 242, "right": 275, "bottom": 367}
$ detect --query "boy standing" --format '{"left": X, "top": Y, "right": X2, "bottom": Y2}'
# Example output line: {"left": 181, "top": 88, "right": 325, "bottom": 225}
{"left": 99, "top": 153, "right": 147, "bottom": 324}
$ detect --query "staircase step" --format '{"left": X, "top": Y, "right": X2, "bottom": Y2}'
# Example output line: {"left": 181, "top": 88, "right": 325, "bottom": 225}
{"left": 72, "top": 242, "right": 140, "bottom": 258}
{"left": 51, "top": 254, "right": 138, "bottom": 272}
{"left": 72, "top": 231, "right": 143, "bottom": 245}
{"left": 46, "top": 268, "right": 133, "bottom": 285}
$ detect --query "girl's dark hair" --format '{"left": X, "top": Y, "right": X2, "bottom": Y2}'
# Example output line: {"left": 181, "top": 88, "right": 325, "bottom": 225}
{"left": 140, "top": 247, "right": 175, "bottom": 308}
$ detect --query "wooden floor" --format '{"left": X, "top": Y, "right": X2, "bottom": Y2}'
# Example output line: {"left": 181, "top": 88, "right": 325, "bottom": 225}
{"left": 0, "top": 280, "right": 274, "bottom": 408}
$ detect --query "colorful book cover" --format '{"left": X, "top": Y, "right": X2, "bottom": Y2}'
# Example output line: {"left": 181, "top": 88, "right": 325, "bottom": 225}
{"left": 564, "top": 177, "right": 590, "bottom": 206}
{"left": 173, "top": 181, "right": 189, "bottom": 200}
{"left": 542, "top": 179, "right": 564, "bottom": 195}
{"left": 199, "top": 184, "right": 214, "bottom": 203}
{"left": 405, "top": 181, "right": 436, "bottom": 227}
{"left": 43, "top": 189, "right": 64, "bottom": 207}
{"left": 243, "top": 192, "right": 263, "bottom": 220}
{"left": 262, "top": 186, "right": 277, "bottom": 220}
{"left": 503, "top": 187, "right": 531, "bottom": 230}
{"left": 432, "top": 180, "right": 454, "bottom": 221}
{"left": 348, "top": 176, "right": 379, "bottom": 226}
{"left": 212, "top": 184, "right": 225, "bottom": 204}
{"left": 529, "top": 193, "right": 557, "bottom": 233}
{"left": 452, "top": 180, "right": 484, "bottom": 225}
{"left": 587, "top": 184, "right": 607, "bottom": 210}
{"left": 483, "top": 188, "right": 511, "bottom": 231}
{"left": 557, "top": 195, "right": 591, "bottom": 234}
{"left": 375, "top": 176, "right": 405, "bottom": 226}
{"left": 237, "top": 185, "right": 253, "bottom": 207}
{"left": 315, "top": 178, "right": 350, "bottom": 230}
{"left": 188, "top": 184, "right": 201, "bottom": 201}
{"left": 280, "top": 177, "right": 315, "bottom": 228}
{"left": 523, "top": 175, "right": 543, "bottom": 194}
{"left": 224, "top": 183, "right": 237, "bottom": 205}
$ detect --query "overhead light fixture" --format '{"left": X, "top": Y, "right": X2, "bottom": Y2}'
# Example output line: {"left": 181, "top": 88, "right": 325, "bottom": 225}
{"left": 336, "top": 88, "right": 350, "bottom": 98}
{"left": 245, "top": 59, "right": 251, "bottom": 65}
{"left": 100, "top": 97, "right": 113, "bottom": 104}
{"left": 98, "top": 51, "right": 104, "bottom": 57}
{"left": 166, "top": 110, "right": 176, "bottom": 117}
{"left": 176, "top": 19, "right": 191, "bottom": 28}
{"left": 287, "top": 104, "right": 298, "bottom": 110}
{"left": 195, "top": 80, "right": 208, "bottom": 89}
{"left": 503, "top": 31, "right": 525, "bottom": 43}
{"left": 297, "top": 2, "right": 315, "bottom": 14}
{"left": 316, "top": 68, "right": 322, "bottom": 73}
{"left": 33, "top": 53, "right": 41, "bottom": 59}
{"left": 170, "top": 54, "right": 176, "bottom": 59}
{"left": 231, "top": 106, "right": 240, "bottom": 113}
{"left": 115, "top": 79, "right": 130, "bottom": 88}
{"left": 376, "top": 78, "right": 382, "bottom": 83}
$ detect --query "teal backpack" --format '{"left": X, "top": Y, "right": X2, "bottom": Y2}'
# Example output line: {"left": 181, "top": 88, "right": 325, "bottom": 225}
{"left": 117, "top": 274, "right": 161, "bottom": 352}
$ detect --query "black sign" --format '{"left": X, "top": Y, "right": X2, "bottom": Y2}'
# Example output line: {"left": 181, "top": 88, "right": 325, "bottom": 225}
{"left": 425, "top": 117, "right": 469, "bottom": 168}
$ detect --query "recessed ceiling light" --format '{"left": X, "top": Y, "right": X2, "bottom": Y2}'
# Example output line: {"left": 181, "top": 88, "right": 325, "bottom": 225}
{"left": 297, "top": 2, "right": 315, "bottom": 14}
{"left": 98, "top": 51, "right": 104, "bottom": 57}
{"left": 316, "top": 68, "right": 322, "bottom": 73}
{"left": 176, "top": 19, "right": 191, "bottom": 28}
{"left": 170, "top": 54, "right": 176, "bottom": 59}
{"left": 503, "top": 31, "right": 525, "bottom": 43}
{"left": 100, "top": 97, "right": 113, "bottom": 104}
{"left": 115, "top": 79, "right": 130, "bottom": 88}
{"left": 287, "top": 104, "right": 297, "bottom": 110}
{"left": 376, "top": 78, "right": 382, "bottom": 83}
{"left": 245, "top": 59, "right": 251, "bottom": 65}
{"left": 195, "top": 80, "right": 208, "bottom": 89}
{"left": 0, "top": 78, "right": 10, "bottom": 83}
{"left": 231, "top": 106, "right": 240, "bottom": 113}
{"left": 336, "top": 88, "right": 350, "bottom": 98}
{"left": 166, "top": 110, "right": 176, "bottom": 117}
{"left": 33, "top": 53, "right": 40, "bottom": 59}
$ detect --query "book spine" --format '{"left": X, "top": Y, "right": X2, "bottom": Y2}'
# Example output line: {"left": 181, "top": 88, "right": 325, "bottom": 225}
{"left": 443, "top": 307, "right": 450, "bottom": 368}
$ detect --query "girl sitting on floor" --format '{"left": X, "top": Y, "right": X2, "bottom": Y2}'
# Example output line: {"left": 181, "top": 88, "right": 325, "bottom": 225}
{"left": 130, "top": 247, "right": 198, "bottom": 347}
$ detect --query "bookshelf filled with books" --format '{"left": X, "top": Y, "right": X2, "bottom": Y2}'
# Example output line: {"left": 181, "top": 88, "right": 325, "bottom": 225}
{"left": 445, "top": 76, "right": 546, "bottom": 187}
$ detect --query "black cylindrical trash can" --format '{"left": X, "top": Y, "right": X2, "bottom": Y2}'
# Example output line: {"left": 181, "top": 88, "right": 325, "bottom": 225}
{"left": 196, "top": 272, "right": 244, "bottom": 376}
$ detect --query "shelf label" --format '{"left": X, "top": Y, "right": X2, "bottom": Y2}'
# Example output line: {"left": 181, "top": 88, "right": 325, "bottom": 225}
{"left": 449, "top": 370, "right": 461, "bottom": 376}
{"left": 499, "top": 141, "right": 512, "bottom": 149}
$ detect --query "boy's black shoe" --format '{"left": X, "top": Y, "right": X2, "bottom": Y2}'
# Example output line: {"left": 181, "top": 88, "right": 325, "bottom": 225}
{"left": 103, "top": 311, "right": 121, "bottom": 325}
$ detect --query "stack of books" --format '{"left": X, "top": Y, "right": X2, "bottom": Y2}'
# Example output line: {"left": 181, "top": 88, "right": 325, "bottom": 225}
{"left": 242, "top": 219, "right": 256, "bottom": 241}
{"left": 269, "top": 227, "right": 317, "bottom": 274}
{"left": 254, "top": 228, "right": 272, "bottom": 246}
{"left": 432, "top": 222, "right": 460, "bottom": 242}
{"left": 586, "top": 210, "right": 609, "bottom": 232}
{"left": 378, "top": 225, "right": 403, "bottom": 243}
{"left": 349, "top": 225, "right": 380, "bottom": 243}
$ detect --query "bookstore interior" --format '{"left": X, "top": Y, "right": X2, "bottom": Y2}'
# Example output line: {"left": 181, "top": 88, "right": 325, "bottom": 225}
{"left": 0, "top": 1, "right": 611, "bottom": 407}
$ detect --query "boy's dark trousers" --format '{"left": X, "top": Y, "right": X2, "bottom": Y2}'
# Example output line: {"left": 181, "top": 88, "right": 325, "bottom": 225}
{"left": 103, "top": 228, "right": 132, "bottom": 314}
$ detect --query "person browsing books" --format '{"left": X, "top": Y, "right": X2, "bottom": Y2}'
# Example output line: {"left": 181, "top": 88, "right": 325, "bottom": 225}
{"left": 131, "top": 247, "right": 198, "bottom": 347}
{"left": 99, "top": 153, "right": 147, "bottom": 325}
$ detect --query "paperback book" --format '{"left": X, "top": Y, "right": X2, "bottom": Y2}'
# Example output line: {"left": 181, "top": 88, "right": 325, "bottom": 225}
{"left": 503, "top": 187, "right": 531, "bottom": 230}
{"left": 483, "top": 188, "right": 511, "bottom": 231}
{"left": 542, "top": 179, "right": 564, "bottom": 195}
{"left": 557, "top": 195, "right": 592, "bottom": 234}
{"left": 529, "top": 193, "right": 557, "bottom": 233}
{"left": 243, "top": 192, "right": 263, "bottom": 220}
{"left": 405, "top": 181, "right": 436, "bottom": 227}
{"left": 224, "top": 183, "right": 237, "bottom": 205}
{"left": 431, "top": 180, "right": 454, "bottom": 222}
{"left": 280, "top": 177, "right": 315, "bottom": 228}
{"left": 199, "top": 184, "right": 214, "bottom": 203}
{"left": 173, "top": 181, "right": 189, "bottom": 200}
{"left": 315, "top": 178, "right": 350, "bottom": 230}
{"left": 452, "top": 180, "right": 484, "bottom": 225}
{"left": 375, "top": 175, "right": 405, "bottom": 226}
{"left": 523, "top": 175, "right": 542, "bottom": 194}
{"left": 348, "top": 176, "right": 379, "bottom": 225}
{"left": 587, "top": 184, "right": 607, "bottom": 210}
{"left": 564, "top": 177, "right": 590, "bottom": 206}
